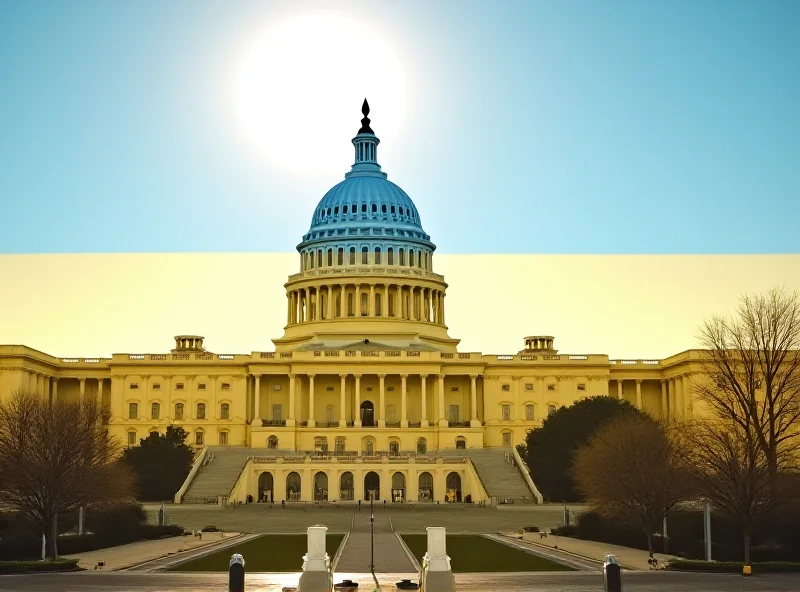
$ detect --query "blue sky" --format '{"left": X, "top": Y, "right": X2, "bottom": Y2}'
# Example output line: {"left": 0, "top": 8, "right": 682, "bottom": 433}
{"left": 0, "top": 0, "right": 797, "bottom": 254}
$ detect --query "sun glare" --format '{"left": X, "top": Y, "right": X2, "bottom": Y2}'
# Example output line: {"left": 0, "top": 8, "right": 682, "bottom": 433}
{"left": 235, "top": 12, "right": 407, "bottom": 174}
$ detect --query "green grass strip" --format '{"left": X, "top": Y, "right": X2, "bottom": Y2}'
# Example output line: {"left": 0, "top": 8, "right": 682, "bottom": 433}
{"left": 400, "top": 534, "right": 574, "bottom": 572}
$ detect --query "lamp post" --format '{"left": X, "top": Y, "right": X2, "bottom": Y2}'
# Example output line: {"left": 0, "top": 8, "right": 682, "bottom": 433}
{"left": 370, "top": 494, "right": 375, "bottom": 572}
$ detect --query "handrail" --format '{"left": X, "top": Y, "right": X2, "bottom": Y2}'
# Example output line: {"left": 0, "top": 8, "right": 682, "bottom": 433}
{"left": 512, "top": 446, "right": 543, "bottom": 503}
{"left": 174, "top": 446, "right": 208, "bottom": 503}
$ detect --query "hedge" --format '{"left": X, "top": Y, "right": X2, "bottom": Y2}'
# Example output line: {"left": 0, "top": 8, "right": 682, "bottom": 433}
{"left": 0, "top": 558, "right": 81, "bottom": 574}
{"left": 666, "top": 560, "right": 800, "bottom": 573}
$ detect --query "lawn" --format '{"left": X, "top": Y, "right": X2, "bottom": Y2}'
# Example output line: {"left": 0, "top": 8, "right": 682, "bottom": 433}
{"left": 400, "top": 534, "right": 574, "bottom": 572}
{"left": 169, "top": 534, "right": 344, "bottom": 572}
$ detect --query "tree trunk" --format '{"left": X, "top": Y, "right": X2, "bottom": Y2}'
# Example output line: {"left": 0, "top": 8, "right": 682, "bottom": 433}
{"left": 743, "top": 531, "right": 751, "bottom": 566}
{"left": 43, "top": 515, "right": 56, "bottom": 561}
{"left": 644, "top": 529, "right": 653, "bottom": 554}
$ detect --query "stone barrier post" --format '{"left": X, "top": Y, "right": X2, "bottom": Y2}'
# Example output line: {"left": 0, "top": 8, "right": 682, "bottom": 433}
{"left": 229, "top": 553, "right": 245, "bottom": 592}
{"left": 603, "top": 554, "right": 622, "bottom": 592}
{"left": 419, "top": 526, "right": 455, "bottom": 592}
{"left": 297, "top": 526, "right": 332, "bottom": 592}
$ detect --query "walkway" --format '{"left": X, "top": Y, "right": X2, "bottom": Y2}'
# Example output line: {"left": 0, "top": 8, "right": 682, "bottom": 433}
{"left": 502, "top": 531, "right": 679, "bottom": 570}
{"left": 335, "top": 511, "right": 416, "bottom": 574}
{"left": 63, "top": 531, "right": 242, "bottom": 571}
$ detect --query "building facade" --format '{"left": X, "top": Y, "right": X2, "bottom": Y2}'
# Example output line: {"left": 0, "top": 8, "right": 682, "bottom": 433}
{"left": 0, "top": 102, "right": 708, "bottom": 504}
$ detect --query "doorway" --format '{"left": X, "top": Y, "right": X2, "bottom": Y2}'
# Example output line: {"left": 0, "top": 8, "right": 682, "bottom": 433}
{"left": 360, "top": 400, "right": 375, "bottom": 427}
{"left": 364, "top": 471, "right": 380, "bottom": 501}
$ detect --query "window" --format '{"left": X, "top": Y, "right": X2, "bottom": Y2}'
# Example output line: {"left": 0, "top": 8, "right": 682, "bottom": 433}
{"left": 502, "top": 404, "right": 511, "bottom": 421}
{"left": 577, "top": 383, "right": 586, "bottom": 391}
{"left": 326, "top": 386, "right": 334, "bottom": 392}
{"left": 388, "top": 248, "right": 394, "bottom": 265}
{"left": 547, "top": 404, "right": 557, "bottom": 416}
{"left": 389, "top": 441, "right": 399, "bottom": 455}
{"left": 317, "top": 250, "right": 322, "bottom": 267}
{"left": 149, "top": 430, "right": 158, "bottom": 438}
{"left": 272, "top": 404, "right": 282, "bottom": 420}
{"left": 502, "top": 432, "right": 512, "bottom": 446}
{"left": 326, "top": 405, "right": 335, "bottom": 423}
{"left": 335, "top": 438, "right": 346, "bottom": 454}
{"left": 525, "top": 383, "right": 533, "bottom": 391}
{"left": 365, "top": 439, "right": 375, "bottom": 455}
{"left": 197, "top": 403, "right": 206, "bottom": 420}
{"left": 417, "top": 438, "right": 427, "bottom": 454}
{"left": 176, "top": 383, "right": 184, "bottom": 390}
{"left": 448, "top": 405, "right": 459, "bottom": 423}
{"left": 151, "top": 402, "right": 160, "bottom": 420}
{"left": 501, "top": 384, "right": 510, "bottom": 392}
{"left": 349, "top": 247, "right": 356, "bottom": 264}
{"left": 375, "top": 247, "right": 381, "bottom": 264}
{"left": 361, "top": 246, "right": 368, "bottom": 264}
{"left": 195, "top": 430, "right": 204, "bottom": 446}
{"left": 399, "top": 249, "right": 405, "bottom": 265}
{"left": 198, "top": 383, "right": 206, "bottom": 391}
{"left": 268, "top": 435, "right": 278, "bottom": 449}
{"left": 525, "top": 404, "right": 535, "bottom": 421}
{"left": 128, "top": 402, "right": 138, "bottom": 419}
{"left": 174, "top": 402, "right": 184, "bottom": 420}
{"left": 220, "top": 403, "right": 230, "bottom": 420}
{"left": 456, "top": 437, "right": 466, "bottom": 449}
{"left": 129, "top": 383, "right": 139, "bottom": 390}
{"left": 547, "top": 384, "right": 555, "bottom": 391}
{"left": 327, "top": 249, "right": 332, "bottom": 266}
{"left": 337, "top": 248, "right": 344, "bottom": 265}
{"left": 221, "top": 383, "right": 230, "bottom": 390}
{"left": 410, "top": 250, "right": 415, "bottom": 267}
{"left": 450, "top": 386, "right": 459, "bottom": 392}
{"left": 273, "top": 384, "right": 281, "bottom": 391}
{"left": 152, "top": 383, "right": 161, "bottom": 390}
{"left": 219, "top": 431, "right": 228, "bottom": 445}
{"left": 127, "top": 431, "right": 136, "bottom": 446}
{"left": 387, "top": 386, "right": 395, "bottom": 392}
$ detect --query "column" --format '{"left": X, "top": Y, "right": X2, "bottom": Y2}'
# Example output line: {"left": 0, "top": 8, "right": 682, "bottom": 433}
{"left": 682, "top": 374, "right": 691, "bottom": 418}
{"left": 287, "top": 293, "right": 292, "bottom": 325}
{"left": 308, "top": 374, "right": 316, "bottom": 427}
{"left": 420, "top": 374, "right": 429, "bottom": 427}
{"left": 162, "top": 376, "right": 170, "bottom": 420}
{"left": 79, "top": 378, "right": 86, "bottom": 404}
{"left": 675, "top": 376, "right": 684, "bottom": 419}
{"left": 438, "top": 374, "right": 447, "bottom": 427}
{"left": 409, "top": 287, "right": 416, "bottom": 321}
{"left": 433, "top": 291, "right": 439, "bottom": 323}
{"left": 378, "top": 374, "right": 386, "bottom": 428}
{"left": 354, "top": 374, "right": 362, "bottom": 427}
{"left": 616, "top": 379, "right": 623, "bottom": 400}
{"left": 253, "top": 374, "right": 262, "bottom": 426}
{"left": 470, "top": 374, "right": 480, "bottom": 426}
{"left": 355, "top": 284, "right": 362, "bottom": 316}
{"left": 288, "top": 373, "right": 296, "bottom": 426}
{"left": 340, "top": 285, "right": 346, "bottom": 318}
{"left": 382, "top": 285, "right": 388, "bottom": 317}
{"left": 28, "top": 372, "right": 35, "bottom": 395}
{"left": 513, "top": 376, "right": 522, "bottom": 420}
{"left": 635, "top": 379, "right": 642, "bottom": 410}
{"left": 441, "top": 292, "right": 446, "bottom": 325}
{"left": 52, "top": 377, "right": 58, "bottom": 404}
{"left": 660, "top": 379, "right": 668, "bottom": 420}
{"left": 303, "top": 288, "right": 309, "bottom": 322}
{"left": 369, "top": 284, "right": 375, "bottom": 316}
{"left": 97, "top": 377, "right": 104, "bottom": 405}
{"left": 339, "top": 374, "right": 347, "bottom": 427}
{"left": 314, "top": 288, "right": 321, "bottom": 321}
{"left": 396, "top": 285, "right": 402, "bottom": 318}
{"left": 400, "top": 374, "right": 408, "bottom": 428}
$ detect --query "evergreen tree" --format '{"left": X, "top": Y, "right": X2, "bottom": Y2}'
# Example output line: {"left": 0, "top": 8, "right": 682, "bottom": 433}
{"left": 122, "top": 426, "right": 194, "bottom": 501}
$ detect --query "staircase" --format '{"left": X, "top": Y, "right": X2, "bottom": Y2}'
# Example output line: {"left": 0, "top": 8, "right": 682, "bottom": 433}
{"left": 444, "top": 447, "right": 535, "bottom": 501}
{"left": 182, "top": 446, "right": 254, "bottom": 502}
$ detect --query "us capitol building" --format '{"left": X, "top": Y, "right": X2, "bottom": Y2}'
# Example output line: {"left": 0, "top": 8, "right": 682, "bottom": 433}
{"left": 0, "top": 102, "right": 705, "bottom": 505}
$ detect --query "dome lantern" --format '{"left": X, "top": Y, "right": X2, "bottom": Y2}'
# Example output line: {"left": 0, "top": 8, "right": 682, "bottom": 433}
{"left": 346, "top": 99, "right": 387, "bottom": 180}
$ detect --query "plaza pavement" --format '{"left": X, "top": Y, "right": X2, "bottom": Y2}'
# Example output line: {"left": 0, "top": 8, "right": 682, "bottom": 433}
{"left": 63, "top": 531, "right": 244, "bottom": 571}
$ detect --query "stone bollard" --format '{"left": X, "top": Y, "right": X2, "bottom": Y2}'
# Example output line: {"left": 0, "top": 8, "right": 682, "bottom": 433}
{"left": 419, "top": 527, "right": 455, "bottom": 592}
{"left": 297, "top": 526, "right": 332, "bottom": 592}
{"left": 229, "top": 554, "right": 245, "bottom": 592}
{"left": 603, "top": 554, "right": 622, "bottom": 592}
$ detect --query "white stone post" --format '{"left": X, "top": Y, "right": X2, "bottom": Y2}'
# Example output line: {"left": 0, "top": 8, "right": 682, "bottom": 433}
{"left": 421, "top": 526, "right": 455, "bottom": 592}
{"left": 297, "top": 525, "right": 331, "bottom": 592}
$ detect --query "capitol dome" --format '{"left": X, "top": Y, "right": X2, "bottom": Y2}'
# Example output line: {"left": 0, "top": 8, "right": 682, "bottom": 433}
{"left": 298, "top": 100, "right": 434, "bottom": 257}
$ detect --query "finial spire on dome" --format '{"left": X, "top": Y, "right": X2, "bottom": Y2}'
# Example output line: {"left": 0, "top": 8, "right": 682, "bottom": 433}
{"left": 358, "top": 98, "right": 374, "bottom": 134}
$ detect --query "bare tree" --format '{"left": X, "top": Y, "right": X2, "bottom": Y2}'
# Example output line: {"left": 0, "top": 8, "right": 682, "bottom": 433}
{"left": 0, "top": 391, "right": 134, "bottom": 560}
{"left": 573, "top": 413, "right": 694, "bottom": 553}
{"left": 686, "top": 416, "right": 793, "bottom": 565}
{"left": 697, "top": 287, "right": 800, "bottom": 476}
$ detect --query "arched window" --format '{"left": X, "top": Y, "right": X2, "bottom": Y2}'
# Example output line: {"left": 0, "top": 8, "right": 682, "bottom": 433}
{"left": 334, "top": 437, "right": 346, "bottom": 454}
{"left": 340, "top": 471, "right": 354, "bottom": 501}
{"left": 128, "top": 402, "right": 138, "bottom": 420}
{"left": 196, "top": 403, "right": 206, "bottom": 420}
{"left": 127, "top": 430, "right": 137, "bottom": 447}
{"left": 149, "top": 429, "right": 159, "bottom": 439}
{"left": 151, "top": 402, "right": 160, "bottom": 420}
{"left": 286, "top": 472, "right": 301, "bottom": 501}
{"left": 218, "top": 431, "right": 228, "bottom": 445}
{"left": 343, "top": 205, "right": 348, "bottom": 215}
{"left": 418, "top": 471, "right": 433, "bottom": 501}
{"left": 381, "top": 204, "right": 387, "bottom": 214}
{"left": 525, "top": 404, "right": 534, "bottom": 421}
{"left": 361, "top": 203, "right": 367, "bottom": 213}
{"left": 360, "top": 293, "right": 368, "bottom": 316}
{"left": 258, "top": 472, "right": 274, "bottom": 502}
{"left": 317, "top": 249, "right": 322, "bottom": 267}
{"left": 456, "top": 436, "right": 466, "bottom": 449}
{"left": 390, "top": 205, "right": 396, "bottom": 214}
{"left": 267, "top": 435, "right": 278, "bottom": 449}
{"left": 446, "top": 472, "right": 462, "bottom": 502}
{"left": 547, "top": 404, "right": 557, "bottom": 416}
{"left": 410, "top": 250, "right": 415, "bottom": 267}
{"left": 502, "top": 431, "right": 512, "bottom": 446}
{"left": 314, "top": 472, "right": 328, "bottom": 502}
{"left": 334, "top": 206, "right": 339, "bottom": 215}
{"left": 416, "top": 438, "right": 427, "bottom": 454}
{"left": 314, "top": 436, "right": 328, "bottom": 454}
{"left": 375, "top": 293, "right": 382, "bottom": 316}
{"left": 399, "top": 249, "right": 405, "bottom": 266}
{"left": 174, "top": 402, "right": 184, "bottom": 420}
{"left": 337, "top": 248, "right": 344, "bottom": 265}
{"left": 392, "top": 472, "right": 405, "bottom": 502}
{"left": 220, "top": 403, "right": 230, "bottom": 420}
{"left": 195, "top": 430, "right": 204, "bottom": 446}
{"left": 348, "top": 293, "right": 354, "bottom": 316}
{"left": 375, "top": 247, "right": 381, "bottom": 264}
{"left": 389, "top": 440, "right": 399, "bottom": 455}
{"left": 363, "top": 437, "right": 376, "bottom": 456}
{"left": 371, "top": 203, "right": 377, "bottom": 213}
{"left": 388, "top": 248, "right": 394, "bottom": 265}
{"left": 349, "top": 247, "right": 356, "bottom": 265}
{"left": 361, "top": 246, "right": 368, "bottom": 264}
{"left": 327, "top": 249, "right": 333, "bottom": 266}
{"left": 309, "top": 251, "right": 314, "bottom": 269}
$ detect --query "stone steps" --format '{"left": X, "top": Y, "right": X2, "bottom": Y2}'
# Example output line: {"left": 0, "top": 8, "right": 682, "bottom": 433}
{"left": 443, "top": 447, "right": 534, "bottom": 500}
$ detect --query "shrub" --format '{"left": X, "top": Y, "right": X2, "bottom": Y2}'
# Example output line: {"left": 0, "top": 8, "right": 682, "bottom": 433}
{"left": 0, "top": 558, "right": 81, "bottom": 573}
{"left": 522, "top": 526, "right": 540, "bottom": 533}
{"left": 666, "top": 560, "right": 800, "bottom": 573}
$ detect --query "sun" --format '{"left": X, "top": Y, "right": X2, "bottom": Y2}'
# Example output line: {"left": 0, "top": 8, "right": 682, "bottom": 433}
{"left": 235, "top": 12, "right": 407, "bottom": 174}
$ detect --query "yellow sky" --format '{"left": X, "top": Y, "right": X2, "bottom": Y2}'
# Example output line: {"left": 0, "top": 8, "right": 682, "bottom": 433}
{"left": 1, "top": 254, "right": 798, "bottom": 360}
